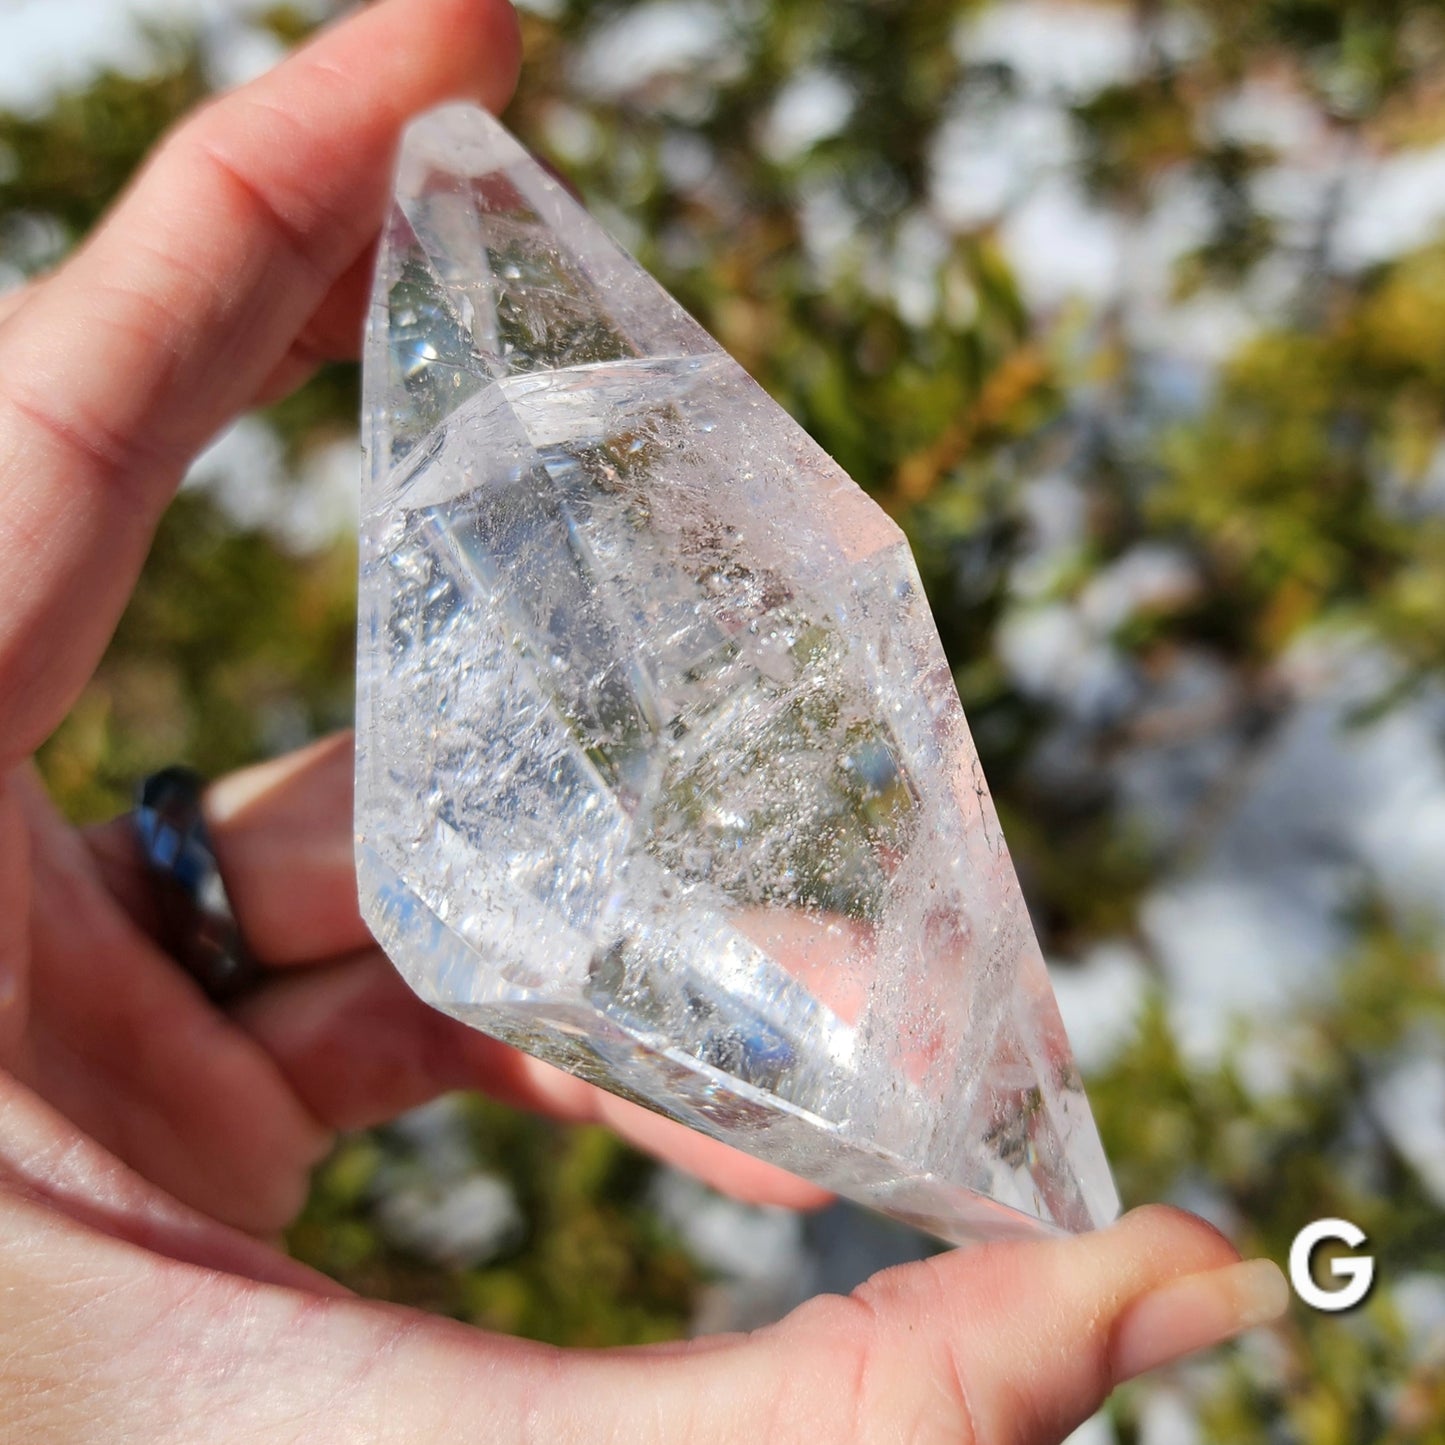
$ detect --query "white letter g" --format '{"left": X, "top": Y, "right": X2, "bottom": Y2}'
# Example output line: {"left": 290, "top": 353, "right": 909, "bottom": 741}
{"left": 1289, "top": 1218, "right": 1373, "bottom": 1311}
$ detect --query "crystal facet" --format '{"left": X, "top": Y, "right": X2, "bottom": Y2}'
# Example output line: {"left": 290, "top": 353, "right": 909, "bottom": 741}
{"left": 357, "top": 104, "right": 1119, "bottom": 1245}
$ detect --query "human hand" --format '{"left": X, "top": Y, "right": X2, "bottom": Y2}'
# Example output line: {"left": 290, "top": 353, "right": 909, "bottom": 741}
{"left": 0, "top": 1, "right": 1288, "bottom": 1437}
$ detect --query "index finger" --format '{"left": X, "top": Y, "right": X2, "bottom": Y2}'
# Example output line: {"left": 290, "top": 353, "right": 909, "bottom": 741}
{"left": 0, "top": 0, "right": 520, "bottom": 766}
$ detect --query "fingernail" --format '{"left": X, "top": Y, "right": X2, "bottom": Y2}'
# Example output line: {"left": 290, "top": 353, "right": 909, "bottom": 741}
{"left": 1113, "top": 1258, "right": 1290, "bottom": 1381}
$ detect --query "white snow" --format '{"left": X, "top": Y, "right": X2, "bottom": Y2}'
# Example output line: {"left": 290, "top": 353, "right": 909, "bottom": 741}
{"left": 930, "top": 95, "right": 1075, "bottom": 230}
{"left": 571, "top": 1, "right": 736, "bottom": 102}
{"left": 185, "top": 418, "right": 356, "bottom": 554}
{"left": 0, "top": 0, "right": 314, "bottom": 112}
{"left": 762, "top": 69, "right": 854, "bottom": 165}
{"left": 1370, "top": 1034, "right": 1445, "bottom": 1208}
{"left": 957, "top": 1, "right": 1140, "bottom": 101}
{"left": 1049, "top": 941, "right": 1150, "bottom": 1074}
{"left": 999, "top": 176, "right": 1126, "bottom": 309}
{"left": 1062, "top": 1412, "right": 1118, "bottom": 1445}
{"left": 1334, "top": 142, "right": 1445, "bottom": 270}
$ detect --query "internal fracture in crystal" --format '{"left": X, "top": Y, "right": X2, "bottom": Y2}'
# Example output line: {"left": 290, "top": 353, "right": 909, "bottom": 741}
{"left": 357, "top": 103, "right": 1119, "bottom": 1244}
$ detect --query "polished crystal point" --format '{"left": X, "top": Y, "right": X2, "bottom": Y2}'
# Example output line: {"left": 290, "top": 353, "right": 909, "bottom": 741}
{"left": 356, "top": 103, "right": 1119, "bottom": 1244}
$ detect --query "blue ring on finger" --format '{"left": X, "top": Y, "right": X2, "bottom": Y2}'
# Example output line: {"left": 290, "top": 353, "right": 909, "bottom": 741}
{"left": 132, "top": 767, "right": 261, "bottom": 1003}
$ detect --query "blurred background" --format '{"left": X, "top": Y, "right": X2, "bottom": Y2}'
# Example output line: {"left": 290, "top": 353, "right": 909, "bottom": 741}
{"left": 4, "top": 0, "right": 1445, "bottom": 1437}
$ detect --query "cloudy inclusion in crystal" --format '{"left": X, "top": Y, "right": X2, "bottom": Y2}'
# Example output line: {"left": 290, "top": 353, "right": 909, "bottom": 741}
{"left": 357, "top": 104, "right": 1119, "bottom": 1244}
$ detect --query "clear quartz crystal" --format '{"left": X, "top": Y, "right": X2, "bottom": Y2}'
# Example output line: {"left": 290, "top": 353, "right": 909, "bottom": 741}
{"left": 356, "top": 103, "right": 1119, "bottom": 1245}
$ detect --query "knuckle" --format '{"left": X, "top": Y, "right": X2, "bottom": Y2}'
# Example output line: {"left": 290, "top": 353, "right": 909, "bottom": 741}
{"left": 172, "top": 88, "right": 358, "bottom": 293}
{"left": 777, "top": 1287, "right": 976, "bottom": 1445}
{"left": 851, "top": 1259, "right": 986, "bottom": 1445}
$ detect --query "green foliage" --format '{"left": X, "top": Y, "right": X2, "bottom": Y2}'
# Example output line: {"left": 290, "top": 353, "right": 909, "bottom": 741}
{"left": 0, "top": 48, "right": 204, "bottom": 257}
{"left": 257, "top": 6, "right": 322, "bottom": 46}
{"left": 1093, "top": 919, "right": 1445, "bottom": 1442}
{"left": 289, "top": 1099, "right": 698, "bottom": 1345}
{"left": 1145, "top": 251, "right": 1445, "bottom": 672}
{"left": 39, "top": 488, "right": 358, "bottom": 823}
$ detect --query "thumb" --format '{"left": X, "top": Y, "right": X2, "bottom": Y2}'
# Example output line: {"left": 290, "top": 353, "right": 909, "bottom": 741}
{"left": 774, "top": 1203, "right": 1289, "bottom": 1444}
{"left": 388, "top": 1204, "right": 1288, "bottom": 1444}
